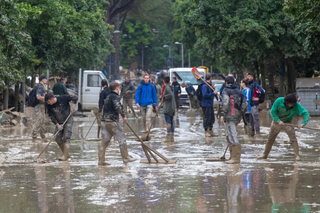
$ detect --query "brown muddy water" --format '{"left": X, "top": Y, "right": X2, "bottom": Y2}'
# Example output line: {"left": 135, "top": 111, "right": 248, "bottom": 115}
{"left": 1, "top": 109, "right": 320, "bottom": 213}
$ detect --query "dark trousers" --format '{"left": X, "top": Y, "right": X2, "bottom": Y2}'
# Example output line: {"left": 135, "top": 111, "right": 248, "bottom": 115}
{"left": 175, "top": 95, "right": 180, "bottom": 109}
{"left": 164, "top": 114, "right": 174, "bottom": 133}
{"left": 202, "top": 107, "right": 215, "bottom": 131}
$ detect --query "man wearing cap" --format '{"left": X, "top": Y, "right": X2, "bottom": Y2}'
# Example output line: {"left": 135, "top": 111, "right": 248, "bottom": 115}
{"left": 32, "top": 75, "right": 48, "bottom": 142}
{"left": 246, "top": 72, "right": 265, "bottom": 136}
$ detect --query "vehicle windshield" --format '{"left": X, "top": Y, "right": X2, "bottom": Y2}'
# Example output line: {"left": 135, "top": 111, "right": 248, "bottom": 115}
{"left": 171, "top": 71, "right": 205, "bottom": 85}
{"left": 214, "top": 83, "right": 223, "bottom": 92}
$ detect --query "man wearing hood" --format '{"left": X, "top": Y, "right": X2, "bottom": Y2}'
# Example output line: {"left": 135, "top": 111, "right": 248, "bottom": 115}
{"left": 162, "top": 75, "right": 176, "bottom": 142}
{"left": 201, "top": 74, "right": 218, "bottom": 137}
{"left": 220, "top": 76, "right": 248, "bottom": 164}
{"left": 172, "top": 77, "right": 181, "bottom": 116}
{"left": 135, "top": 75, "right": 158, "bottom": 132}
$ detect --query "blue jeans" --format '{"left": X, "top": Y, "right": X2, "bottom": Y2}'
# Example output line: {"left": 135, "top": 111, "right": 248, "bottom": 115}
{"left": 164, "top": 114, "right": 174, "bottom": 133}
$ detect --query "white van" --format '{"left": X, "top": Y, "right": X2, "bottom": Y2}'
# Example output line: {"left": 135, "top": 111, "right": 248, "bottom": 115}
{"left": 168, "top": 67, "right": 206, "bottom": 105}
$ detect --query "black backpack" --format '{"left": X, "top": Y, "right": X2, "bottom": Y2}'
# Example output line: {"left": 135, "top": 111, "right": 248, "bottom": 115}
{"left": 196, "top": 83, "right": 204, "bottom": 102}
{"left": 28, "top": 86, "right": 39, "bottom": 107}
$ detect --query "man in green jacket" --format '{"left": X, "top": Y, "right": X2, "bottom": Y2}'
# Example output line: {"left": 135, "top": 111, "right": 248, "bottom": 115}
{"left": 52, "top": 78, "right": 69, "bottom": 96}
{"left": 162, "top": 75, "right": 176, "bottom": 142}
{"left": 257, "top": 94, "right": 309, "bottom": 161}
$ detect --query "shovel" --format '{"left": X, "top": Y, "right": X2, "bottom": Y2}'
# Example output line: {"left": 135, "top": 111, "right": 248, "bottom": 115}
{"left": 140, "top": 101, "right": 164, "bottom": 141}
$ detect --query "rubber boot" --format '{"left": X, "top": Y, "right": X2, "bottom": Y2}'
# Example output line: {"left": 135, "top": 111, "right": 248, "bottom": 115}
{"left": 225, "top": 144, "right": 241, "bottom": 164}
{"left": 209, "top": 128, "right": 217, "bottom": 137}
{"left": 32, "top": 136, "right": 37, "bottom": 142}
{"left": 59, "top": 143, "right": 70, "bottom": 161}
{"left": 98, "top": 145, "right": 110, "bottom": 165}
{"left": 40, "top": 133, "right": 48, "bottom": 142}
{"left": 145, "top": 122, "right": 150, "bottom": 132}
{"left": 227, "top": 145, "right": 232, "bottom": 160}
{"left": 170, "top": 134, "right": 175, "bottom": 143}
{"left": 205, "top": 130, "right": 211, "bottom": 137}
{"left": 58, "top": 144, "right": 71, "bottom": 159}
{"left": 292, "top": 142, "right": 301, "bottom": 161}
{"left": 257, "top": 142, "right": 273, "bottom": 159}
{"left": 161, "top": 134, "right": 171, "bottom": 143}
{"left": 176, "top": 109, "right": 179, "bottom": 118}
{"left": 120, "top": 147, "right": 136, "bottom": 164}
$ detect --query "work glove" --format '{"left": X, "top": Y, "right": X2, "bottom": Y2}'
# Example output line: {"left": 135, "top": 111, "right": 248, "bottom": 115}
{"left": 58, "top": 125, "right": 63, "bottom": 131}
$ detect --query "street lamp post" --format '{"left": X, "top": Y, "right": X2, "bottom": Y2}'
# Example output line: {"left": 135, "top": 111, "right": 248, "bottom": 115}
{"left": 175, "top": 42, "right": 184, "bottom": 67}
{"left": 188, "top": 49, "right": 190, "bottom": 67}
{"left": 142, "top": 46, "right": 148, "bottom": 71}
{"left": 163, "top": 45, "right": 173, "bottom": 68}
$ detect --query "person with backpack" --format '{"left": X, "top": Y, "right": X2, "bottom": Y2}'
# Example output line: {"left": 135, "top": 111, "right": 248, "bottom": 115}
{"left": 135, "top": 75, "right": 158, "bottom": 132}
{"left": 45, "top": 93, "right": 77, "bottom": 161}
{"left": 240, "top": 78, "right": 253, "bottom": 135}
{"left": 219, "top": 73, "right": 240, "bottom": 95}
{"left": 162, "top": 75, "right": 176, "bottom": 142}
{"left": 220, "top": 76, "right": 248, "bottom": 164}
{"left": 99, "top": 82, "right": 136, "bottom": 165}
{"left": 121, "top": 77, "right": 138, "bottom": 118}
{"left": 200, "top": 74, "right": 218, "bottom": 137}
{"left": 52, "top": 77, "right": 68, "bottom": 96}
{"left": 180, "top": 82, "right": 203, "bottom": 117}
{"left": 30, "top": 75, "right": 48, "bottom": 142}
{"left": 246, "top": 72, "right": 265, "bottom": 136}
{"left": 172, "top": 77, "right": 181, "bottom": 116}
{"left": 257, "top": 94, "right": 309, "bottom": 161}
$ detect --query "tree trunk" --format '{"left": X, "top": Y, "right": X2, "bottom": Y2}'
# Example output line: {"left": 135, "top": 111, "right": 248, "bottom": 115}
{"left": 14, "top": 83, "right": 19, "bottom": 112}
{"left": 3, "top": 78, "right": 9, "bottom": 110}
{"left": 112, "top": 13, "right": 120, "bottom": 76}
{"left": 254, "top": 61, "right": 260, "bottom": 84}
{"left": 267, "top": 64, "right": 276, "bottom": 103}
{"left": 285, "top": 57, "right": 296, "bottom": 94}
{"left": 279, "top": 75, "right": 285, "bottom": 97}
{"left": 259, "top": 62, "right": 266, "bottom": 90}
{"left": 31, "top": 68, "right": 36, "bottom": 88}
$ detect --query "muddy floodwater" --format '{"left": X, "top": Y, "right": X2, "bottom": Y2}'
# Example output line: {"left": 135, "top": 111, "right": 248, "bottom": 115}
{"left": 1, "top": 108, "right": 320, "bottom": 213}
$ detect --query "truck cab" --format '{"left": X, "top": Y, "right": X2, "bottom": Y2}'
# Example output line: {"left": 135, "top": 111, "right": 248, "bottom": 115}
{"left": 78, "top": 70, "right": 108, "bottom": 111}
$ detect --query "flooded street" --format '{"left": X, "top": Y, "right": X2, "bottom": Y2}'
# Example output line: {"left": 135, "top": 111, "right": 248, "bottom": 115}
{"left": 1, "top": 108, "right": 320, "bottom": 212}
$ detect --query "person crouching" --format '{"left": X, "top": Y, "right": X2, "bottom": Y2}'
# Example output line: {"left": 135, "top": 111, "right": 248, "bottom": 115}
{"left": 45, "top": 93, "right": 78, "bottom": 161}
{"left": 99, "top": 82, "right": 136, "bottom": 165}
{"left": 220, "top": 76, "right": 248, "bottom": 164}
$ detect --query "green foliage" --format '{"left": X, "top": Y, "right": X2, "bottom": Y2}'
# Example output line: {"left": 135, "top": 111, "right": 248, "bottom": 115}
{"left": 128, "top": 0, "right": 174, "bottom": 25}
{"left": 120, "top": 19, "right": 154, "bottom": 66}
{"left": 0, "top": 0, "right": 41, "bottom": 89}
{"left": 23, "top": 0, "right": 114, "bottom": 73}
{"left": 183, "top": 0, "right": 306, "bottom": 71}
{"left": 283, "top": 0, "right": 320, "bottom": 53}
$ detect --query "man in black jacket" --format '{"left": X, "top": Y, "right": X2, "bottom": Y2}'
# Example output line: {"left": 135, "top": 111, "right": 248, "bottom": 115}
{"left": 220, "top": 76, "right": 248, "bottom": 164}
{"left": 121, "top": 77, "right": 137, "bottom": 118}
{"left": 99, "top": 82, "right": 136, "bottom": 165}
{"left": 172, "top": 77, "right": 181, "bottom": 116}
{"left": 45, "top": 93, "right": 78, "bottom": 161}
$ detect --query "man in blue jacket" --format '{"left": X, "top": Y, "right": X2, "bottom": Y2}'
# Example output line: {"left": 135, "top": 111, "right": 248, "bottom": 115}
{"left": 135, "top": 75, "right": 158, "bottom": 132}
{"left": 247, "top": 72, "right": 265, "bottom": 136}
{"left": 201, "top": 74, "right": 218, "bottom": 137}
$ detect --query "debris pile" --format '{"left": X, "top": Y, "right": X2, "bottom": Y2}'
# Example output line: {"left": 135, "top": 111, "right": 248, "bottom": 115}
{"left": 0, "top": 108, "right": 30, "bottom": 127}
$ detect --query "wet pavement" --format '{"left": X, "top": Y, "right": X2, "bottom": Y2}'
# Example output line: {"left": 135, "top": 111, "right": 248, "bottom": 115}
{"left": 1, "top": 108, "right": 320, "bottom": 212}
